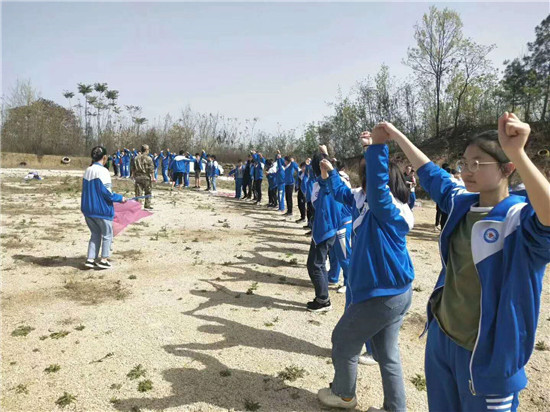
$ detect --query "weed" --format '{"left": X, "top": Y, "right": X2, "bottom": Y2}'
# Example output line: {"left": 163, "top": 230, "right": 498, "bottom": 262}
{"left": 110, "top": 397, "right": 120, "bottom": 405}
{"left": 413, "top": 286, "right": 423, "bottom": 292}
{"left": 15, "top": 384, "right": 28, "bottom": 394}
{"left": 535, "top": 341, "right": 549, "bottom": 351}
{"left": 244, "top": 399, "right": 261, "bottom": 411}
{"left": 289, "top": 258, "right": 299, "bottom": 265}
{"left": 11, "top": 325, "right": 34, "bottom": 337}
{"left": 50, "top": 330, "right": 70, "bottom": 339}
{"left": 278, "top": 366, "right": 306, "bottom": 382}
{"left": 246, "top": 282, "right": 259, "bottom": 295}
{"left": 74, "top": 325, "right": 85, "bottom": 331}
{"left": 220, "top": 369, "right": 232, "bottom": 377}
{"left": 55, "top": 392, "right": 76, "bottom": 408}
{"left": 128, "top": 275, "right": 137, "bottom": 280}
{"left": 44, "top": 364, "right": 61, "bottom": 373}
{"left": 127, "top": 364, "right": 147, "bottom": 380}
{"left": 137, "top": 379, "right": 153, "bottom": 392}
{"left": 110, "top": 383, "right": 123, "bottom": 390}
{"left": 90, "top": 352, "right": 114, "bottom": 364}
{"left": 39, "top": 335, "right": 48, "bottom": 340}
{"left": 411, "top": 374, "right": 427, "bottom": 391}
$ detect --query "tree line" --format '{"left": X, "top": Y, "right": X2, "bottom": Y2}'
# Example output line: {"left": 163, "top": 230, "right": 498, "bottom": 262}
{"left": 1, "top": 8, "right": 548, "bottom": 161}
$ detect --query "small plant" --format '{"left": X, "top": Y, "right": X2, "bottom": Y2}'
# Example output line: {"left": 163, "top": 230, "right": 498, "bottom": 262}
{"left": 110, "top": 397, "right": 120, "bottom": 405}
{"left": 308, "top": 320, "right": 321, "bottom": 326}
{"left": 55, "top": 392, "right": 76, "bottom": 408}
{"left": 90, "top": 352, "right": 114, "bottom": 364}
{"left": 535, "top": 340, "right": 549, "bottom": 351}
{"left": 413, "top": 286, "right": 423, "bottom": 292}
{"left": 411, "top": 374, "right": 426, "bottom": 391}
{"left": 278, "top": 366, "right": 306, "bottom": 382}
{"left": 137, "top": 379, "right": 153, "bottom": 392}
{"left": 244, "top": 399, "right": 261, "bottom": 411}
{"left": 246, "top": 282, "right": 259, "bottom": 295}
{"left": 39, "top": 335, "right": 48, "bottom": 340}
{"left": 15, "top": 384, "right": 28, "bottom": 394}
{"left": 11, "top": 325, "right": 35, "bottom": 337}
{"left": 74, "top": 325, "right": 85, "bottom": 331}
{"left": 50, "top": 330, "right": 70, "bottom": 339}
{"left": 110, "top": 383, "right": 123, "bottom": 390}
{"left": 127, "top": 364, "right": 147, "bottom": 380}
{"left": 44, "top": 364, "right": 61, "bottom": 373}
{"left": 264, "top": 322, "right": 274, "bottom": 327}
{"left": 289, "top": 258, "right": 299, "bottom": 265}
{"left": 219, "top": 369, "right": 232, "bottom": 377}
{"left": 128, "top": 275, "right": 137, "bottom": 280}
{"left": 222, "top": 222, "right": 230, "bottom": 228}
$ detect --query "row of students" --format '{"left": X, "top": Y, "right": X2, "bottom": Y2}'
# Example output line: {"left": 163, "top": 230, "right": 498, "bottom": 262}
{"left": 313, "top": 114, "right": 550, "bottom": 412}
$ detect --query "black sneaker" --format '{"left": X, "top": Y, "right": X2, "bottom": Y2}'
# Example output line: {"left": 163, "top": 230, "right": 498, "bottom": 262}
{"left": 304, "top": 230, "right": 312, "bottom": 236}
{"left": 84, "top": 260, "right": 95, "bottom": 269}
{"left": 302, "top": 225, "right": 310, "bottom": 229}
{"left": 95, "top": 260, "right": 112, "bottom": 270}
{"left": 296, "top": 218, "right": 306, "bottom": 223}
{"left": 307, "top": 299, "right": 332, "bottom": 312}
{"left": 145, "top": 206, "right": 153, "bottom": 210}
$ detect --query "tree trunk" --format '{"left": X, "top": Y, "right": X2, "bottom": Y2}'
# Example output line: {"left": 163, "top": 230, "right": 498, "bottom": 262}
{"left": 435, "top": 76, "right": 441, "bottom": 138}
{"left": 453, "top": 82, "right": 468, "bottom": 135}
{"left": 541, "top": 76, "right": 550, "bottom": 121}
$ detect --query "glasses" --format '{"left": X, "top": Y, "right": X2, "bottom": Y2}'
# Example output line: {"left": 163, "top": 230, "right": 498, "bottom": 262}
{"left": 456, "top": 159, "right": 499, "bottom": 173}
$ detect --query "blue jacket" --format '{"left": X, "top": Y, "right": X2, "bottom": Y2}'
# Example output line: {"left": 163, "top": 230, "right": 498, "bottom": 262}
{"left": 417, "top": 161, "right": 550, "bottom": 396}
{"left": 171, "top": 155, "right": 192, "bottom": 173}
{"left": 152, "top": 154, "right": 160, "bottom": 168}
{"left": 311, "top": 177, "right": 341, "bottom": 244}
{"left": 161, "top": 152, "right": 171, "bottom": 170}
{"left": 328, "top": 145, "right": 414, "bottom": 303}
{"left": 276, "top": 157, "right": 285, "bottom": 186}
{"left": 81, "top": 163, "right": 123, "bottom": 220}
{"left": 305, "top": 164, "right": 315, "bottom": 202}
{"left": 122, "top": 149, "right": 131, "bottom": 165}
{"left": 284, "top": 161, "right": 299, "bottom": 186}
{"left": 253, "top": 154, "right": 265, "bottom": 180}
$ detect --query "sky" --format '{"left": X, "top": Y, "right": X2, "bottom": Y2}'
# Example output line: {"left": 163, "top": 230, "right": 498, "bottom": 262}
{"left": 2, "top": 1, "right": 549, "bottom": 134}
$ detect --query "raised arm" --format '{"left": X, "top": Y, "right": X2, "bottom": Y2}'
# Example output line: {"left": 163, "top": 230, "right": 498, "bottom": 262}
{"left": 499, "top": 113, "right": 550, "bottom": 226}
{"left": 320, "top": 159, "right": 354, "bottom": 207}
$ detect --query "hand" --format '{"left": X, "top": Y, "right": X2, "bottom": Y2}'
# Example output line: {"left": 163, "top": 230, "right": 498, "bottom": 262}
{"left": 319, "top": 144, "right": 328, "bottom": 155}
{"left": 306, "top": 158, "right": 311, "bottom": 165}
{"left": 370, "top": 127, "right": 392, "bottom": 145}
{"left": 360, "top": 131, "right": 373, "bottom": 147}
{"left": 374, "top": 122, "right": 404, "bottom": 141}
{"left": 121, "top": 197, "right": 128, "bottom": 203}
{"left": 498, "top": 112, "right": 530, "bottom": 159}
{"left": 320, "top": 159, "right": 334, "bottom": 172}
{"left": 277, "top": 149, "right": 281, "bottom": 154}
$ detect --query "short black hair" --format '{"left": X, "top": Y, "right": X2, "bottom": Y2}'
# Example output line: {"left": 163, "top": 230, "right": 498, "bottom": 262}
{"left": 336, "top": 160, "right": 345, "bottom": 171}
{"left": 195, "top": 153, "right": 200, "bottom": 156}
{"left": 388, "top": 161, "right": 411, "bottom": 204}
{"left": 284, "top": 156, "right": 291, "bottom": 162}
{"left": 179, "top": 150, "right": 184, "bottom": 155}
{"left": 238, "top": 159, "right": 243, "bottom": 163}
{"left": 91, "top": 146, "right": 107, "bottom": 162}
{"left": 300, "top": 162, "right": 306, "bottom": 167}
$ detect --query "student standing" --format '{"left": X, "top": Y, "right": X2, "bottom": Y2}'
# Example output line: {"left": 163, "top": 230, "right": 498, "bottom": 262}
{"left": 81, "top": 146, "right": 126, "bottom": 269}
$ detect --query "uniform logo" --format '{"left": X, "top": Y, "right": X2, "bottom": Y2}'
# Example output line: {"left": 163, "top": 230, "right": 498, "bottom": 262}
{"left": 483, "top": 228, "right": 499, "bottom": 243}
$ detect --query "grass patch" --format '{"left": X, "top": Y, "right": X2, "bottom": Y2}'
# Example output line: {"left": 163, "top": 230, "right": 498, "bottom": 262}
{"left": 61, "top": 279, "right": 131, "bottom": 305}
{"left": 11, "top": 325, "right": 35, "bottom": 337}
{"left": 50, "top": 330, "right": 70, "bottom": 339}
{"left": 74, "top": 324, "right": 85, "bottom": 331}
{"left": 128, "top": 275, "right": 137, "bottom": 280}
{"left": 278, "top": 366, "right": 306, "bottom": 382}
{"left": 244, "top": 399, "right": 261, "bottom": 411}
{"left": 219, "top": 369, "right": 232, "bottom": 377}
{"left": 127, "top": 364, "right": 147, "bottom": 380}
{"left": 15, "top": 384, "right": 29, "bottom": 394}
{"left": 411, "top": 374, "right": 427, "bottom": 391}
{"left": 535, "top": 340, "right": 549, "bottom": 351}
{"left": 413, "top": 286, "right": 423, "bottom": 292}
{"left": 246, "top": 282, "right": 259, "bottom": 295}
{"left": 55, "top": 392, "right": 76, "bottom": 408}
{"left": 44, "top": 364, "right": 61, "bottom": 373}
{"left": 289, "top": 258, "right": 299, "bottom": 265}
{"left": 137, "top": 379, "right": 153, "bottom": 392}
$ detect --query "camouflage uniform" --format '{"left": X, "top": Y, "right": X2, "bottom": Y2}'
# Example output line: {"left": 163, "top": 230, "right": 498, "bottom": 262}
{"left": 131, "top": 153, "right": 154, "bottom": 208}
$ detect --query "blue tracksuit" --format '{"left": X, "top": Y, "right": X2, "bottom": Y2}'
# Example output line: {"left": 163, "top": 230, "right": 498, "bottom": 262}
{"left": 121, "top": 149, "right": 131, "bottom": 177}
{"left": 284, "top": 161, "right": 299, "bottom": 186}
{"left": 81, "top": 163, "right": 123, "bottom": 219}
{"left": 229, "top": 165, "right": 245, "bottom": 199}
{"left": 276, "top": 157, "right": 286, "bottom": 210}
{"left": 161, "top": 152, "right": 171, "bottom": 182}
{"left": 417, "top": 161, "right": 550, "bottom": 409}
{"left": 152, "top": 154, "right": 160, "bottom": 180}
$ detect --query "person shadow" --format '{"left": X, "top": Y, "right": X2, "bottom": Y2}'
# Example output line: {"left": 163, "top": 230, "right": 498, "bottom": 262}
{"left": 112, "top": 349, "right": 323, "bottom": 412}
{"left": 177, "top": 313, "right": 329, "bottom": 358}
{"left": 11, "top": 254, "right": 84, "bottom": 269}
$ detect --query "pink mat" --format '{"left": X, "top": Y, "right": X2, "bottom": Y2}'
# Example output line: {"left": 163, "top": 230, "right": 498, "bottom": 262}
{"left": 113, "top": 200, "right": 153, "bottom": 236}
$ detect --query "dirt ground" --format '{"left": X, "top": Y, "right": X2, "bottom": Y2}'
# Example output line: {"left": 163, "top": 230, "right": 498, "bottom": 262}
{"left": 1, "top": 168, "right": 549, "bottom": 412}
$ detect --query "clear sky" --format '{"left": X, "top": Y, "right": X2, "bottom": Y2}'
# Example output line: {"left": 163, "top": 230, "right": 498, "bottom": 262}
{"left": 2, "top": 1, "right": 549, "bottom": 134}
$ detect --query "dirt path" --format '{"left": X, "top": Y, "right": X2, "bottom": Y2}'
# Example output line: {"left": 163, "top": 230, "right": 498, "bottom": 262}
{"left": 1, "top": 169, "right": 549, "bottom": 412}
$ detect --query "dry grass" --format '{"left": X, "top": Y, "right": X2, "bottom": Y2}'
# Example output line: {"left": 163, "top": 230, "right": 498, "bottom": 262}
{"left": 1, "top": 152, "right": 90, "bottom": 170}
{"left": 59, "top": 280, "right": 131, "bottom": 305}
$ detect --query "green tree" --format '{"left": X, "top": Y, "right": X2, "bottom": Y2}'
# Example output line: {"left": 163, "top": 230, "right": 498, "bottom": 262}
{"left": 77, "top": 83, "right": 93, "bottom": 147}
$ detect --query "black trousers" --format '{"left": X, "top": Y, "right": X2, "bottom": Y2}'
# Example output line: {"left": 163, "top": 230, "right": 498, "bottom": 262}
{"left": 435, "top": 205, "right": 448, "bottom": 228}
{"left": 285, "top": 185, "right": 294, "bottom": 214}
{"left": 297, "top": 189, "right": 306, "bottom": 219}
{"left": 242, "top": 179, "right": 250, "bottom": 198}
{"left": 268, "top": 188, "right": 278, "bottom": 206}
{"left": 306, "top": 236, "right": 336, "bottom": 301}
{"left": 307, "top": 201, "right": 314, "bottom": 226}
{"left": 254, "top": 179, "right": 263, "bottom": 203}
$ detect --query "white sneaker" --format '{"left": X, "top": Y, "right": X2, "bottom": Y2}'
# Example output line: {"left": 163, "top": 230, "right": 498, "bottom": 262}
{"left": 358, "top": 353, "right": 377, "bottom": 366}
{"left": 84, "top": 260, "right": 95, "bottom": 269}
{"left": 95, "top": 260, "right": 112, "bottom": 270}
{"left": 317, "top": 387, "right": 357, "bottom": 409}
{"left": 366, "top": 407, "right": 385, "bottom": 412}
{"left": 337, "top": 285, "right": 347, "bottom": 294}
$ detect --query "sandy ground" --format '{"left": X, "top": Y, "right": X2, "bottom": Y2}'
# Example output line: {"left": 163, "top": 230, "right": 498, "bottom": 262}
{"left": 1, "top": 168, "right": 549, "bottom": 412}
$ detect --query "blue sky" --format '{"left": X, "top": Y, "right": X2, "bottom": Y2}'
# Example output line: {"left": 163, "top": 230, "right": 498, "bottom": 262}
{"left": 2, "top": 1, "right": 549, "bottom": 133}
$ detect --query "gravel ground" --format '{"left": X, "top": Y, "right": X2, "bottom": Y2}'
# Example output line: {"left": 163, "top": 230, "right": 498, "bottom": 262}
{"left": 1, "top": 168, "right": 549, "bottom": 412}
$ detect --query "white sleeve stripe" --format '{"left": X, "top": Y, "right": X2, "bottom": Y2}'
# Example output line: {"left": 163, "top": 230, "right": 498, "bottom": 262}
{"left": 486, "top": 396, "right": 514, "bottom": 403}
{"left": 487, "top": 404, "right": 512, "bottom": 410}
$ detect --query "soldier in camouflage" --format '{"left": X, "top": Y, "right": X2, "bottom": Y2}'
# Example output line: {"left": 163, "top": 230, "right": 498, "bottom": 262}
{"left": 131, "top": 144, "right": 156, "bottom": 209}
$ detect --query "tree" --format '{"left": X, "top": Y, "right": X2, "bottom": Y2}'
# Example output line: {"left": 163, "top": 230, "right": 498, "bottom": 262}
{"left": 406, "top": 6, "right": 464, "bottom": 138}
{"left": 93, "top": 83, "right": 108, "bottom": 139}
{"left": 77, "top": 83, "right": 93, "bottom": 147}
{"left": 501, "top": 58, "right": 527, "bottom": 113}
{"left": 133, "top": 117, "right": 147, "bottom": 137}
{"left": 527, "top": 15, "right": 550, "bottom": 121}
{"left": 451, "top": 39, "right": 495, "bottom": 131}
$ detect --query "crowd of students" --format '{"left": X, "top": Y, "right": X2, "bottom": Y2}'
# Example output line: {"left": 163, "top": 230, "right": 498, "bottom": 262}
{"left": 107, "top": 148, "right": 224, "bottom": 190}
{"left": 81, "top": 112, "right": 550, "bottom": 412}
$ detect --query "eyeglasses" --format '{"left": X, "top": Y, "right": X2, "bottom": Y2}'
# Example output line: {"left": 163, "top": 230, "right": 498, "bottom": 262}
{"left": 456, "top": 159, "right": 499, "bottom": 173}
